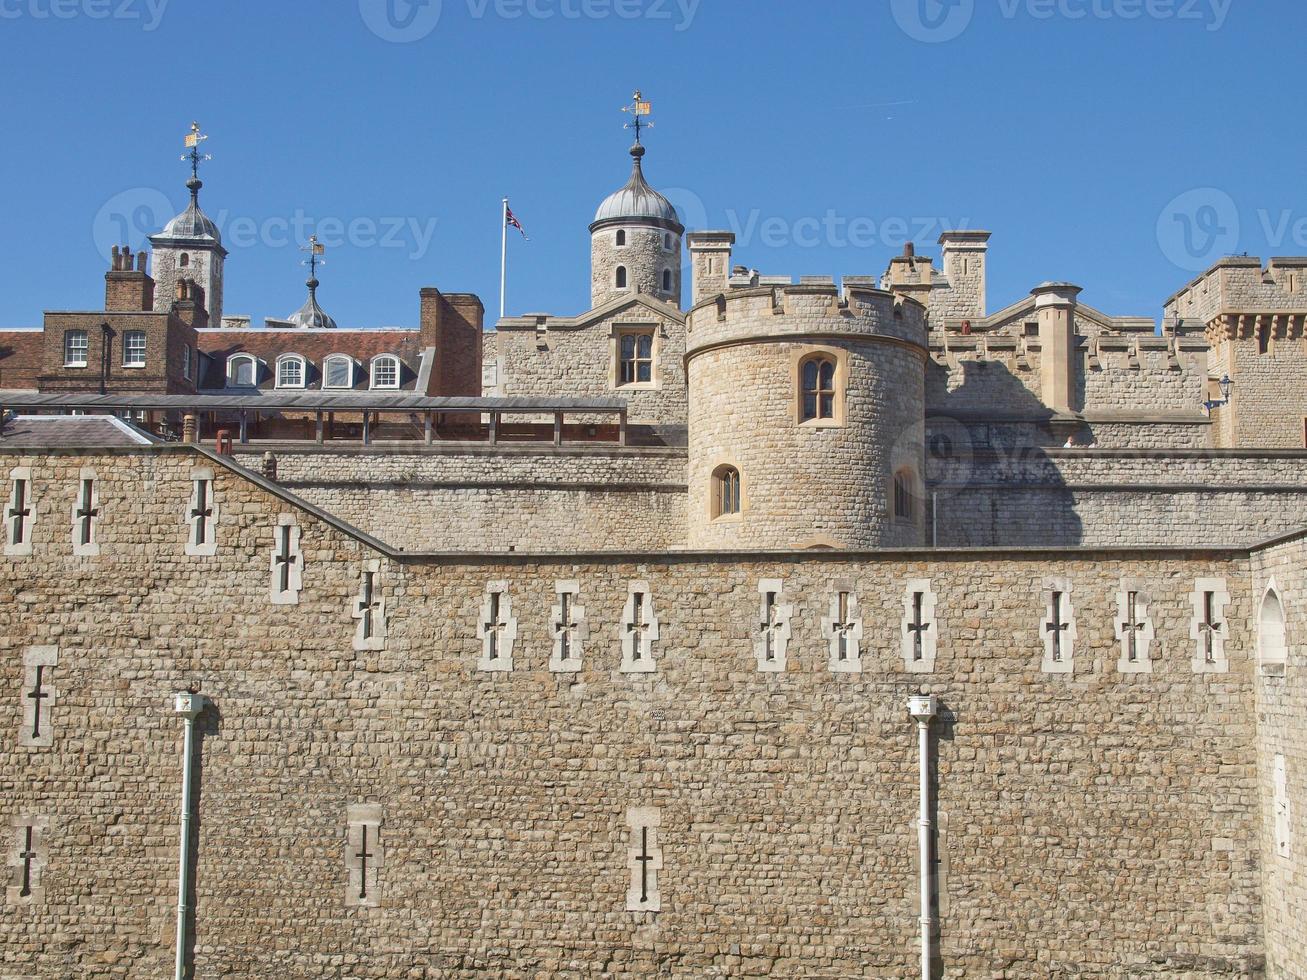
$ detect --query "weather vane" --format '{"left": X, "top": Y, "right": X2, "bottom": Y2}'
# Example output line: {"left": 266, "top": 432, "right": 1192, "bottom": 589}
{"left": 181, "top": 121, "right": 212, "bottom": 180}
{"left": 622, "top": 90, "right": 653, "bottom": 144}
{"left": 301, "top": 235, "right": 326, "bottom": 280}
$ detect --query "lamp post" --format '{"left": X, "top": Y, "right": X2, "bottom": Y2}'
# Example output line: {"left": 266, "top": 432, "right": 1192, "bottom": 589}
{"left": 1203, "top": 374, "right": 1233, "bottom": 414}
{"left": 173, "top": 690, "right": 205, "bottom": 980}
{"left": 908, "top": 693, "right": 938, "bottom": 980}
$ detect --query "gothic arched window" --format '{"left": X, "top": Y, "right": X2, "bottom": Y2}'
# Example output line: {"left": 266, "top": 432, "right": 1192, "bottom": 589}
{"left": 712, "top": 465, "right": 741, "bottom": 519}
{"left": 1259, "top": 583, "right": 1288, "bottom": 668}
{"left": 800, "top": 355, "right": 837, "bottom": 422}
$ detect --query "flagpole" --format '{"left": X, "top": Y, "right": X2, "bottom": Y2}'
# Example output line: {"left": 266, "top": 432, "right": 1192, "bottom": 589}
{"left": 500, "top": 198, "right": 508, "bottom": 321}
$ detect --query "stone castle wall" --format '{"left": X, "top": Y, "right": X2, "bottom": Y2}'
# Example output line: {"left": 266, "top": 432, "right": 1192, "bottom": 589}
{"left": 686, "top": 285, "right": 928, "bottom": 550}
{"left": 492, "top": 306, "right": 687, "bottom": 426}
{"left": 1250, "top": 531, "right": 1307, "bottom": 980}
{"left": 1226, "top": 337, "right": 1307, "bottom": 449}
{"left": 0, "top": 447, "right": 1271, "bottom": 977}
{"left": 234, "top": 446, "right": 688, "bottom": 552}
{"left": 929, "top": 449, "right": 1307, "bottom": 548}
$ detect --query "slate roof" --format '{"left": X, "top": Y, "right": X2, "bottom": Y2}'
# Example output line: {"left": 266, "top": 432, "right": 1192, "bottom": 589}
{"left": 0, "top": 414, "right": 157, "bottom": 447}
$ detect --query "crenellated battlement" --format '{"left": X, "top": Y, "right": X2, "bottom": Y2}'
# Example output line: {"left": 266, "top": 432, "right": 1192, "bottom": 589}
{"left": 1165, "top": 256, "right": 1307, "bottom": 328}
{"left": 685, "top": 278, "right": 927, "bottom": 357}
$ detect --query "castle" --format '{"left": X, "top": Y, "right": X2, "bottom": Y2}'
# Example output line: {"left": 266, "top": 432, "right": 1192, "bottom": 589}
{"left": 0, "top": 113, "right": 1305, "bottom": 978}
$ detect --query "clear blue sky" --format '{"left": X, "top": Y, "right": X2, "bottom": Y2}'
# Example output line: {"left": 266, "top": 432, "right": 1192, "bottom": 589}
{"left": 0, "top": 0, "right": 1301, "bottom": 328}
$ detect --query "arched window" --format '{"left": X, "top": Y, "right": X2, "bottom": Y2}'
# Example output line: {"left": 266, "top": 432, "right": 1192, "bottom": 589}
{"left": 893, "top": 468, "right": 917, "bottom": 523}
{"left": 370, "top": 354, "right": 400, "bottom": 389}
{"left": 1259, "top": 583, "right": 1288, "bottom": 668}
{"left": 276, "top": 354, "right": 306, "bottom": 389}
{"left": 712, "top": 465, "right": 741, "bottom": 519}
{"left": 227, "top": 354, "right": 257, "bottom": 387}
{"left": 616, "top": 230, "right": 626, "bottom": 247}
{"left": 615, "top": 266, "right": 628, "bottom": 289}
{"left": 323, "top": 354, "right": 354, "bottom": 389}
{"left": 63, "top": 329, "right": 88, "bottom": 367}
{"left": 179, "top": 253, "right": 190, "bottom": 268}
{"left": 800, "top": 355, "right": 837, "bottom": 422}
{"left": 662, "top": 269, "right": 672, "bottom": 292}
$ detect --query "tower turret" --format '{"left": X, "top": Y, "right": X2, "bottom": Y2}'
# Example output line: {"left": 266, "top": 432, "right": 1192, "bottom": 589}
{"left": 150, "top": 123, "right": 227, "bottom": 329}
{"left": 589, "top": 92, "right": 683, "bottom": 309}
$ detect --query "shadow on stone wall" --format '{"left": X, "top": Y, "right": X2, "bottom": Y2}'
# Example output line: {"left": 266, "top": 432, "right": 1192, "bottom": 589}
{"left": 926, "top": 360, "right": 1084, "bottom": 547}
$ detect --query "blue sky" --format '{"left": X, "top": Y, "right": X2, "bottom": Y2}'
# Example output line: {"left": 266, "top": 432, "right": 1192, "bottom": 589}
{"left": 0, "top": 0, "right": 1301, "bottom": 328}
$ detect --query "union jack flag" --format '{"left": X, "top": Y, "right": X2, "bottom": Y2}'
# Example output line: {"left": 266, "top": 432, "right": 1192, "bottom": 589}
{"left": 505, "top": 205, "right": 528, "bottom": 240}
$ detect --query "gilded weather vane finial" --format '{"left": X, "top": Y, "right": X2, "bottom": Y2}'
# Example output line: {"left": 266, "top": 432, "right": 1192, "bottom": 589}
{"left": 181, "top": 121, "right": 212, "bottom": 182}
{"left": 621, "top": 90, "right": 653, "bottom": 144}
{"left": 301, "top": 235, "right": 326, "bottom": 284}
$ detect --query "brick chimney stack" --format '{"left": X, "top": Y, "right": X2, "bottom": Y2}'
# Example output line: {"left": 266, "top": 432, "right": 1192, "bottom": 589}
{"left": 172, "top": 278, "right": 210, "bottom": 329}
{"left": 105, "top": 245, "right": 156, "bottom": 312}
{"left": 420, "top": 287, "right": 484, "bottom": 396}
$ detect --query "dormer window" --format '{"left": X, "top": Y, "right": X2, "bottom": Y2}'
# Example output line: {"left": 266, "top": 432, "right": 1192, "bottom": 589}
{"left": 370, "top": 354, "right": 400, "bottom": 390}
{"left": 324, "top": 354, "right": 354, "bottom": 389}
{"left": 227, "top": 353, "right": 257, "bottom": 387}
{"left": 276, "top": 354, "right": 307, "bottom": 389}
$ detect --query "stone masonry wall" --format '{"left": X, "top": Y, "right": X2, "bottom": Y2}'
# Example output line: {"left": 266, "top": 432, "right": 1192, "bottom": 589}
{"left": 929, "top": 450, "right": 1307, "bottom": 548}
{"left": 494, "top": 306, "right": 686, "bottom": 425}
{"left": 1226, "top": 337, "right": 1307, "bottom": 449}
{"left": 1249, "top": 532, "right": 1307, "bottom": 980}
{"left": 235, "top": 446, "right": 688, "bottom": 552}
{"left": 0, "top": 447, "right": 1269, "bottom": 978}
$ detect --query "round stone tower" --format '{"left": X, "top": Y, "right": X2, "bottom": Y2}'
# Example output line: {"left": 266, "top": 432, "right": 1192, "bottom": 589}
{"left": 685, "top": 280, "right": 929, "bottom": 550}
{"left": 590, "top": 143, "right": 683, "bottom": 309}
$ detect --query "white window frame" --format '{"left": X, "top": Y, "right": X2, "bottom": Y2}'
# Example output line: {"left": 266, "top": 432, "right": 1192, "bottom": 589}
{"left": 227, "top": 354, "right": 258, "bottom": 388}
{"left": 64, "top": 330, "right": 88, "bottom": 368}
{"left": 370, "top": 355, "right": 400, "bottom": 390}
{"left": 323, "top": 354, "right": 355, "bottom": 389}
{"left": 122, "top": 330, "right": 146, "bottom": 368}
{"left": 276, "top": 354, "right": 307, "bottom": 390}
{"left": 182, "top": 343, "right": 192, "bottom": 381}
